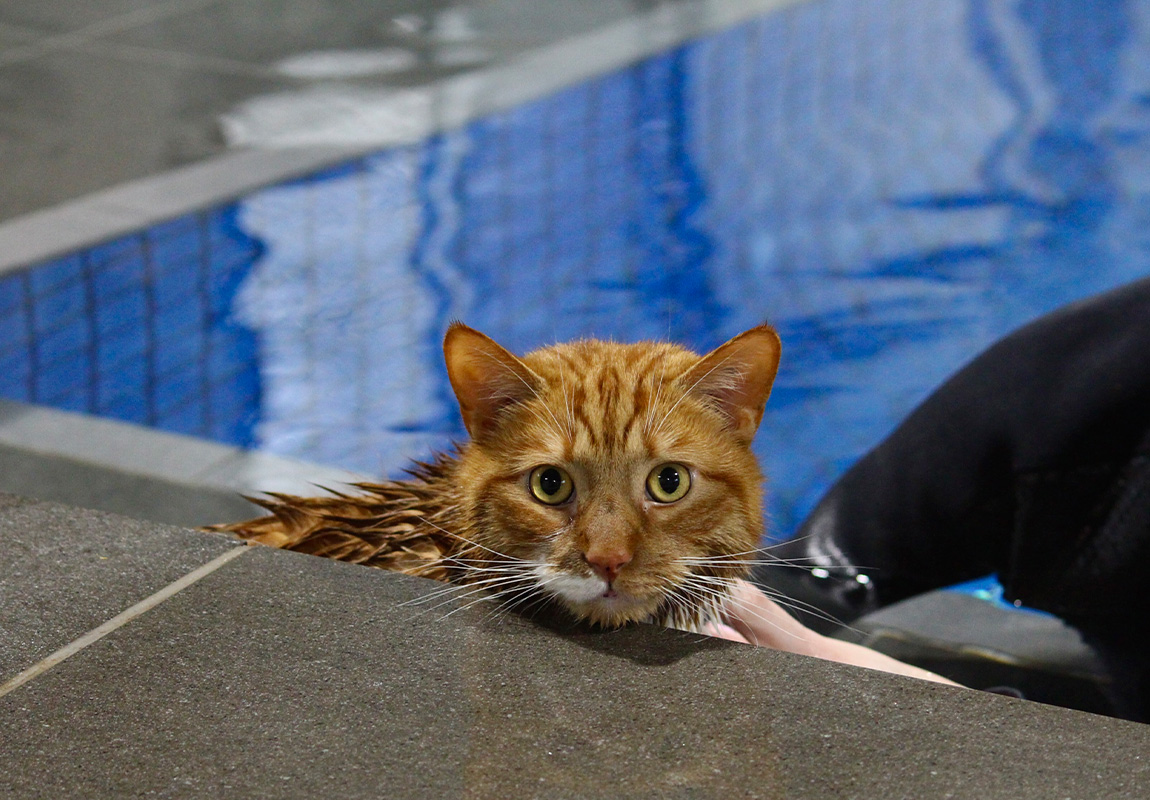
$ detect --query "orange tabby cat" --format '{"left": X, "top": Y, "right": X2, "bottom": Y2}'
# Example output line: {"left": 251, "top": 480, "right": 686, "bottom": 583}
{"left": 218, "top": 322, "right": 781, "bottom": 629}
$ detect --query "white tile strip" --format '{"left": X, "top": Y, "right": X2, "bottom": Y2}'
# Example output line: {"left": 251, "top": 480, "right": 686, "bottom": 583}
{"left": 0, "top": 544, "right": 250, "bottom": 698}
{"left": 0, "top": 399, "right": 367, "bottom": 496}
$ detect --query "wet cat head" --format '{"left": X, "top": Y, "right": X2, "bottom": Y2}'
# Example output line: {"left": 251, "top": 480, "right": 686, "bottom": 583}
{"left": 443, "top": 323, "right": 781, "bottom": 628}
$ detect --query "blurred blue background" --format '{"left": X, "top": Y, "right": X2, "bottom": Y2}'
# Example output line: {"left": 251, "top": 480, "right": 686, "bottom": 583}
{"left": 2, "top": 0, "right": 1149, "bottom": 539}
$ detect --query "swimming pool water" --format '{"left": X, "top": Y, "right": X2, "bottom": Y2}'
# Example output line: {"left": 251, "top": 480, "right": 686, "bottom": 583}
{"left": 3, "top": 0, "right": 1150, "bottom": 539}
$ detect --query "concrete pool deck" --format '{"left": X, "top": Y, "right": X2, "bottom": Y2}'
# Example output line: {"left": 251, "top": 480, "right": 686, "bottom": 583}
{"left": 2, "top": 494, "right": 1149, "bottom": 798}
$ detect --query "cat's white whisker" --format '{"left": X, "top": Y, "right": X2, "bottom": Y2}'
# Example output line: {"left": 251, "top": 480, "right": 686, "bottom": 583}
{"left": 416, "top": 516, "right": 527, "bottom": 563}
{"left": 436, "top": 594, "right": 503, "bottom": 621}
{"left": 676, "top": 552, "right": 844, "bottom": 571}
{"left": 477, "top": 586, "right": 533, "bottom": 625}
{"left": 642, "top": 354, "right": 671, "bottom": 437}
{"left": 557, "top": 365, "right": 576, "bottom": 438}
{"left": 542, "top": 521, "right": 573, "bottom": 543}
{"left": 441, "top": 560, "right": 534, "bottom": 574}
{"left": 718, "top": 600, "right": 804, "bottom": 646}
{"left": 407, "top": 573, "right": 537, "bottom": 615}
{"left": 673, "top": 577, "right": 809, "bottom": 645}
{"left": 653, "top": 572, "right": 733, "bottom": 630}
{"left": 437, "top": 568, "right": 559, "bottom": 622}
{"left": 681, "top": 571, "right": 849, "bottom": 628}
{"left": 483, "top": 574, "right": 560, "bottom": 624}
{"left": 661, "top": 581, "right": 726, "bottom": 632}
{"left": 434, "top": 560, "right": 558, "bottom": 621}
{"left": 434, "top": 575, "right": 541, "bottom": 620}
{"left": 400, "top": 569, "right": 529, "bottom": 605}
{"left": 684, "top": 572, "right": 854, "bottom": 634}
{"left": 755, "top": 590, "right": 855, "bottom": 632}
{"left": 678, "top": 543, "right": 807, "bottom": 561}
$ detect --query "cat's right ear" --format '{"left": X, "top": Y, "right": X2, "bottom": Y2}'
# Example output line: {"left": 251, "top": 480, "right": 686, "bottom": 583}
{"left": 682, "top": 324, "right": 781, "bottom": 445}
{"left": 443, "top": 323, "right": 542, "bottom": 439}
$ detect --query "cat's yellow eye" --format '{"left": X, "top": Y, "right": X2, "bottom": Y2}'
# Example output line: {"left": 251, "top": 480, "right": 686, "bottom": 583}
{"left": 529, "top": 465, "right": 574, "bottom": 505}
{"left": 646, "top": 463, "right": 691, "bottom": 503}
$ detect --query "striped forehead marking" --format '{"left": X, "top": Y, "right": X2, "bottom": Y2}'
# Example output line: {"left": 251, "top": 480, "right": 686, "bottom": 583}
{"left": 539, "top": 345, "right": 687, "bottom": 456}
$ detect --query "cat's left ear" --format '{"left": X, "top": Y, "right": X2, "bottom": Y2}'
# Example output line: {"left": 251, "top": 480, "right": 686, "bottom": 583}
{"left": 443, "top": 322, "right": 542, "bottom": 440}
{"left": 682, "top": 324, "right": 781, "bottom": 444}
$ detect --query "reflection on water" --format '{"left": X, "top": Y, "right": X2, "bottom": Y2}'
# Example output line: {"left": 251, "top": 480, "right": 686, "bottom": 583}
{"left": 233, "top": 0, "right": 1150, "bottom": 537}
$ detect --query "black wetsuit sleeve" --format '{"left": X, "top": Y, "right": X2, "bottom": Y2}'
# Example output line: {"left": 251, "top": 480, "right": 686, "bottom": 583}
{"left": 760, "top": 276, "right": 1150, "bottom": 631}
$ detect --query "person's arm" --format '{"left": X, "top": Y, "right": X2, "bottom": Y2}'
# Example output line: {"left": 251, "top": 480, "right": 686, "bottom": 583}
{"left": 705, "top": 579, "right": 960, "bottom": 687}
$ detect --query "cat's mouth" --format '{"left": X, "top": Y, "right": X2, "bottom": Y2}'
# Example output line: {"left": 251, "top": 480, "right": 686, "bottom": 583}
{"left": 542, "top": 570, "right": 628, "bottom": 604}
{"left": 534, "top": 567, "right": 661, "bottom": 624}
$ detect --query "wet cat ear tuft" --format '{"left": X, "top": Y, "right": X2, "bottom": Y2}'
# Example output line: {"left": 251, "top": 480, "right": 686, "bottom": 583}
{"left": 443, "top": 323, "right": 542, "bottom": 439}
{"left": 681, "top": 324, "right": 781, "bottom": 444}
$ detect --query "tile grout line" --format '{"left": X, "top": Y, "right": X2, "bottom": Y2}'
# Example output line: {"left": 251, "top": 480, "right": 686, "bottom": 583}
{"left": 0, "top": 544, "right": 251, "bottom": 699}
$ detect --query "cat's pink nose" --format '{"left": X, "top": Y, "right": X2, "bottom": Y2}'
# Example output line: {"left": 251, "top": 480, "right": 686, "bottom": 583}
{"left": 584, "top": 551, "right": 632, "bottom": 584}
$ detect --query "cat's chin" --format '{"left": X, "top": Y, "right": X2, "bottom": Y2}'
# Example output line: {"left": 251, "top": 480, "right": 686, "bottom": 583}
{"left": 540, "top": 572, "right": 661, "bottom": 627}
{"left": 564, "top": 594, "right": 662, "bottom": 628}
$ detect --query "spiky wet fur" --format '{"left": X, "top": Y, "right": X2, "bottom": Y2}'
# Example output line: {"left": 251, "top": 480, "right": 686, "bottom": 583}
{"left": 214, "top": 330, "right": 779, "bottom": 630}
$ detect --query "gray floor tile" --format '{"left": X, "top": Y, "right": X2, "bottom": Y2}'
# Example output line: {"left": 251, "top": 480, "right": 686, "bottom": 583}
{"left": 0, "top": 47, "right": 292, "bottom": 221}
{"left": 0, "top": 495, "right": 239, "bottom": 681}
{"left": 0, "top": 445, "right": 259, "bottom": 528}
{"left": 103, "top": 0, "right": 642, "bottom": 75}
{"left": 0, "top": 0, "right": 198, "bottom": 34}
{"left": 0, "top": 22, "right": 43, "bottom": 51}
{"left": 1, "top": 543, "right": 1148, "bottom": 798}
{"left": 107, "top": 0, "right": 438, "bottom": 72}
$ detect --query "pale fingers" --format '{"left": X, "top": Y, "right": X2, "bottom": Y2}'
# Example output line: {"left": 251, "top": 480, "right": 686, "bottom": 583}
{"left": 698, "top": 621, "right": 751, "bottom": 643}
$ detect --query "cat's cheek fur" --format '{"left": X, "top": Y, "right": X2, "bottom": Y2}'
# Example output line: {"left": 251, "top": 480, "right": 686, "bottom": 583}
{"left": 466, "top": 468, "right": 567, "bottom": 546}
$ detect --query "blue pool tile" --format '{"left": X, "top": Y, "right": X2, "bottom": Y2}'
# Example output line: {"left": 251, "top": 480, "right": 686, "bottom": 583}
{"left": 206, "top": 369, "right": 259, "bottom": 447}
{"left": 35, "top": 352, "right": 90, "bottom": 401}
{"left": 34, "top": 319, "right": 90, "bottom": 362}
{"left": 87, "top": 234, "right": 145, "bottom": 266}
{"left": 0, "top": 299, "right": 28, "bottom": 347}
{"left": 96, "top": 331, "right": 148, "bottom": 386}
{"left": 26, "top": 255, "right": 83, "bottom": 296}
{"left": 0, "top": 352, "right": 31, "bottom": 399}
{"left": 31, "top": 280, "right": 89, "bottom": 331}
{"left": 0, "top": 273, "right": 25, "bottom": 316}
{"left": 41, "top": 387, "right": 90, "bottom": 414}
{"left": 91, "top": 252, "right": 146, "bottom": 304}
{"left": 146, "top": 214, "right": 201, "bottom": 248}
{"left": 153, "top": 378, "right": 201, "bottom": 420}
{"left": 97, "top": 394, "right": 148, "bottom": 426}
{"left": 94, "top": 288, "right": 149, "bottom": 336}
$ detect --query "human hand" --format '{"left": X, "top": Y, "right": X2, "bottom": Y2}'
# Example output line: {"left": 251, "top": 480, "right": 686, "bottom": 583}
{"left": 703, "top": 579, "right": 960, "bottom": 686}
{"left": 699, "top": 578, "right": 825, "bottom": 655}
